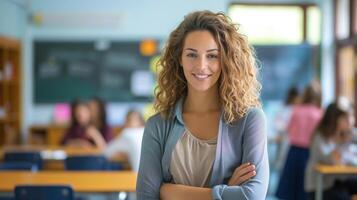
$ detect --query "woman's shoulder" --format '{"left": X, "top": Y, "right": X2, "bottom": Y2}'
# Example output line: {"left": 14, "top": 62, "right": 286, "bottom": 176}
{"left": 230, "top": 107, "right": 266, "bottom": 126}
{"left": 242, "top": 107, "right": 265, "bottom": 122}
{"left": 145, "top": 112, "right": 175, "bottom": 130}
{"left": 146, "top": 112, "right": 166, "bottom": 125}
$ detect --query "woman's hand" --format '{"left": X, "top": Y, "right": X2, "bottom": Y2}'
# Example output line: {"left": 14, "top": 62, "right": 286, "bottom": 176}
{"left": 86, "top": 126, "right": 107, "bottom": 149}
{"left": 160, "top": 183, "right": 212, "bottom": 200}
{"left": 228, "top": 162, "right": 256, "bottom": 186}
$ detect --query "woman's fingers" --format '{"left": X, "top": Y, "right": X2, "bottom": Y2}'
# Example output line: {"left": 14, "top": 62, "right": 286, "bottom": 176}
{"left": 228, "top": 163, "right": 256, "bottom": 186}
{"left": 235, "top": 170, "right": 256, "bottom": 185}
{"left": 231, "top": 162, "right": 250, "bottom": 177}
{"left": 237, "top": 164, "right": 255, "bottom": 177}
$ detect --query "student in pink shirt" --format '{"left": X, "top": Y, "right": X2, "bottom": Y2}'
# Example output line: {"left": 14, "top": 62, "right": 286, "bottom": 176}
{"left": 276, "top": 81, "right": 323, "bottom": 200}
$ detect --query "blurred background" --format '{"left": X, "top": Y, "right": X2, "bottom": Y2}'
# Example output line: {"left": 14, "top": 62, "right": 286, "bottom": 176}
{"left": 0, "top": 0, "right": 356, "bottom": 200}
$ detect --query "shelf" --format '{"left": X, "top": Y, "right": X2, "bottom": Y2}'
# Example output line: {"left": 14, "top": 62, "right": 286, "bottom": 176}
{"left": 0, "top": 116, "right": 18, "bottom": 123}
{"left": 0, "top": 36, "right": 20, "bottom": 50}
{"left": 0, "top": 35, "right": 21, "bottom": 145}
{"left": 0, "top": 79, "right": 19, "bottom": 85}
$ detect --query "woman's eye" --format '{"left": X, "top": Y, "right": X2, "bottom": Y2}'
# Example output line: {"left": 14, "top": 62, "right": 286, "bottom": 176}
{"left": 187, "top": 53, "right": 197, "bottom": 58}
{"left": 207, "top": 54, "right": 218, "bottom": 59}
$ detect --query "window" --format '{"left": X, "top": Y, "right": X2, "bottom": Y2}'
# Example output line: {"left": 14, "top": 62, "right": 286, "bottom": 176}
{"left": 228, "top": 4, "right": 321, "bottom": 45}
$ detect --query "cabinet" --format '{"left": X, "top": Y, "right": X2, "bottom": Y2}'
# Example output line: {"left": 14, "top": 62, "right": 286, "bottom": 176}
{"left": 0, "top": 36, "right": 21, "bottom": 145}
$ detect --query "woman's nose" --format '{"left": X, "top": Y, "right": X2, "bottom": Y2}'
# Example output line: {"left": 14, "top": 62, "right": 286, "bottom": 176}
{"left": 195, "top": 56, "right": 208, "bottom": 69}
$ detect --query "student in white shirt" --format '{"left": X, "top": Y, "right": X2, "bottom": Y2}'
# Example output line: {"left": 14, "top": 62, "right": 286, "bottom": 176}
{"left": 104, "top": 110, "right": 145, "bottom": 171}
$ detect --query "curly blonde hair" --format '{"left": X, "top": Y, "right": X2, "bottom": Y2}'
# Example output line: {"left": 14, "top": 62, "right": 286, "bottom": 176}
{"left": 155, "top": 10, "right": 261, "bottom": 123}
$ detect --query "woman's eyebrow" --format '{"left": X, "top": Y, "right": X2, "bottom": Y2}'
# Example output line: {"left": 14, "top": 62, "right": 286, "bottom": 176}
{"left": 184, "top": 48, "right": 219, "bottom": 52}
{"left": 184, "top": 48, "right": 197, "bottom": 52}
{"left": 207, "top": 49, "right": 219, "bottom": 52}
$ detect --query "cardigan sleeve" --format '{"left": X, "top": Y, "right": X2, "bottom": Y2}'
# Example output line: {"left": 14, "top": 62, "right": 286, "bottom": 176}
{"left": 212, "top": 108, "right": 269, "bottom": 200}
{"left": 136, "top": 117, "right": 164, "bottom": 200}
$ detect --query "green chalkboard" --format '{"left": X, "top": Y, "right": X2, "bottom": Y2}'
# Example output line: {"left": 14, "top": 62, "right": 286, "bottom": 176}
{"left": 34, "top": 40, "right": 157, "bottom": 103}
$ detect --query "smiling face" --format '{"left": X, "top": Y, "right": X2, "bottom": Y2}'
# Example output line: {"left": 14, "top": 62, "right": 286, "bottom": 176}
{"left": 180, "top": 30, "right": 221, "bottom": 93}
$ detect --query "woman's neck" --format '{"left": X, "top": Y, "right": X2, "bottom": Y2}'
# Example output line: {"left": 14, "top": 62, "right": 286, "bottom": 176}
{"left": 183, "top": 87, "right": 220, "bottom": 113}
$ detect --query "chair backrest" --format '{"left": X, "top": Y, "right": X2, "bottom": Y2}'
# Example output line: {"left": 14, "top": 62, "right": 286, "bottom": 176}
{"left": 4, "top": 152, "right": 42, "bottom": 170}
{"left": 0, "top": 162, "right": 38, "bottom": 171}
{"left": 15, "top": 185, "right": 74, "bottom": 200}
{"left": 0, "top": 197, "right": 14, "bottom": 200}
{"left": 65, "top": 155, "right": 108, "bottom": 170}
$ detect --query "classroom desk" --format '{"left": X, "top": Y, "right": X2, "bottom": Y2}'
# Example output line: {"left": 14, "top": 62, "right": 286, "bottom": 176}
{"left": 0, "top": 145, "right": 129, "bottom": 170}
{"left": 0, "top": 171, "right": 137, "bottom": 192}
{"left": 0, "top": 145, "right": 102, "bottom": 160}
{"left": 315, "top": 164, "right": 357, "bottom": 200}
{"left": 29, "top": 125, "right": 123, "bottom": 145}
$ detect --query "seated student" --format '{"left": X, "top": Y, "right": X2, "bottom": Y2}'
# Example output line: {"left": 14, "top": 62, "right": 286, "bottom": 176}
{"left": 104, "top": 110, "right": 145, "bottom": 171}
{"left": 338, "top": 96, "right": 357, "bottom": 142}
{"left": 305, "top": 102, "right": 357, "bottom": 200}
{"left": 61, "top": 100, "right": 107, "bottom": 149}
{"left": 88, "top": 97, "right": 114, "bottom": 143}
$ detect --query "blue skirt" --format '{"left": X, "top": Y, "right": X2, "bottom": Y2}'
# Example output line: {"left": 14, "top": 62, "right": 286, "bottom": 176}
{"left": 276, "top": 145, "right": 309, "bottom": 200}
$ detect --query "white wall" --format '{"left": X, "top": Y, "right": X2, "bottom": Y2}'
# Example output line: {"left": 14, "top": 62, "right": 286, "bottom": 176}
{"left": 0, "top": 0, "right": 27, "bottom": 39}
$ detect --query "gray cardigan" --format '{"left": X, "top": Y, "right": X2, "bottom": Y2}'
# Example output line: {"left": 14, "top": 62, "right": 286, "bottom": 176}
{"left": 136, "top": 99, "right": 269, "bottom": 200}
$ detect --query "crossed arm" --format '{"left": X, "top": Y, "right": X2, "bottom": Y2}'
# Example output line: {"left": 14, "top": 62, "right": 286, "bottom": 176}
{"left": 160, "top": 163, "right": 256, "bottom": 200}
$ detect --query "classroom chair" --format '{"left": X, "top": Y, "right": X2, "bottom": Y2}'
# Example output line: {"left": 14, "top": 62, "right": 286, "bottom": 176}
{"left": 4, "top": 152, "right": 42, "bottom": 170}
{"left": 0, "top": 197, "right": 14, "bottom": 200}
{"left": 65, "top": 155, "right": 109, "bottom": 170}
{"left": 0, "top": 162, "right": 38, "bottom": 171}
{"left": 14, "top": 185, "right": 74, "bottom": 200}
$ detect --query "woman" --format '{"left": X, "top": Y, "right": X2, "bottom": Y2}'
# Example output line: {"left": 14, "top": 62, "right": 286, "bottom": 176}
{"left": 276, "top": 82, "right": 323, "bottom": 200}
{"left": 61, "top": 100, "right": 107, "bottom": 148}
{"left": 87, "top": 97, "right": 114, "bottom": 143}
{"left": 137, "top": 10, "right": 269, "bottom": 200}
{"left": 305, "top": 103, "right": 357, "bottom": 200}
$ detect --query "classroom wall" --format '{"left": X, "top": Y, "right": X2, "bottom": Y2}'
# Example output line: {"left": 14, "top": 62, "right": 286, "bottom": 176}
{"left": 0, "top": 0, "right": 27, "bottom": 38}
{"left": 21, "top": 0, "right": 334, "bottom": 142}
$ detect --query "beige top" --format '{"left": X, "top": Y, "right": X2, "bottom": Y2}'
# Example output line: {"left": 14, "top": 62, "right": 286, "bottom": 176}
{"left": 170, "top": 129, "right": 217, "bottom": 187}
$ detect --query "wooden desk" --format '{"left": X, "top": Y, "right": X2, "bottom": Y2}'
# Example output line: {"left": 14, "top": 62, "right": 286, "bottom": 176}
{"left": 0, "top": 145, "right": 129, "bottom": 170}
{"left": 315, "top": 165, "right": 357, "bottom": 200}
{"left": 0, "top": 145, "right": 102, "bottom": 160}
{"left": 29, "top": 125, "right": 67, "bottom": 145}
{"left": 2, "top": 145, "right": 102, "bottom": 154}
{"left": 0, "top": 171, "right": 137, "bottom": 192}
{"left": 29, "top": 125, "right": 123, "bottom": 145}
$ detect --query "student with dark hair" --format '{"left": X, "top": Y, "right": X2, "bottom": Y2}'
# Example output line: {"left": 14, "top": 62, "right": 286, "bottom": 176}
{"left": 305, "top": 103, "right": 357, "bottom": 200}
{"left": 88, "top": 97, "right": 113, "bottom": 143}
{"left": 61, "top": 100, "right": 107, "bottom": 148}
